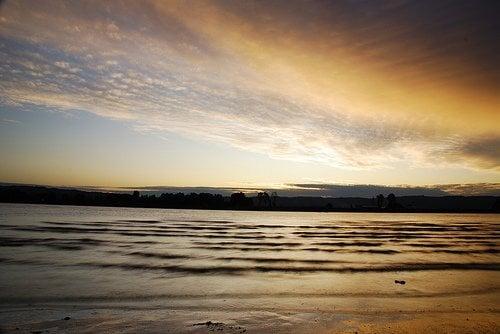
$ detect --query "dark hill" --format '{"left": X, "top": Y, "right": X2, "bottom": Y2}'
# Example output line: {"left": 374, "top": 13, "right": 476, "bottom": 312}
{"left": 0, "top": 185, "right": 498, "bottom": 213}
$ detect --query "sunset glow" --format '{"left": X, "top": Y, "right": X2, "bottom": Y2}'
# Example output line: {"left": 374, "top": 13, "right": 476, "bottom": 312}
{"left": 0, "top": 0, "right": 498, "bottom": 192}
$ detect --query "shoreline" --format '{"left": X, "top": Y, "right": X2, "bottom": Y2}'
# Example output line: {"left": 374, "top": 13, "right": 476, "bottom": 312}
{"left": 2, "top": 201, "right": 499, "bottom": 215}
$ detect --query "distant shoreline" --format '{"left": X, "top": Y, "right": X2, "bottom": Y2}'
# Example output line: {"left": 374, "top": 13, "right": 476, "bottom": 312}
{"left": 1, "top": 185, "right": 498, "bottom": 214}
{"left": 1, "top": 201, "right": 500, "bottom": 214}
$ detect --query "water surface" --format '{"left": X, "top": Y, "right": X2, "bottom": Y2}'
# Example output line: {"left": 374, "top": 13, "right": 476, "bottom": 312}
{"left": 0, "top": 203, "right": 498, "bottom": 316}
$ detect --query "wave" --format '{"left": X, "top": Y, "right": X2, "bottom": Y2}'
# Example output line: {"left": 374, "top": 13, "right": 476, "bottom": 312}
{"left": 1, "top": 235, "right": 497, "bottom": 256}
{"left": 2, "top": 287, "right": 498, "bottom": 304}
{"left": 108, "top": 250, "right": 192, "bottom": 260}
{"left": 73, "top": 261, "right": 500, "bottom": 274}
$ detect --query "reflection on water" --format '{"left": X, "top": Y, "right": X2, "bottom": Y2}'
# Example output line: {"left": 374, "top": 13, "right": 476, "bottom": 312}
{"left": 0, "top": 203, "right": 498, "bottom": 312}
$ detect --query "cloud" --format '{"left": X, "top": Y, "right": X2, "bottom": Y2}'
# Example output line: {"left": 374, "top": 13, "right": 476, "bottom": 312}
{"left": 435, "top": 183, "right": 500, "bottom": 196}
{"left": 0, "top": 0, "right": 499, "bottom": 172}
{"left": 285, "top": 183, "right": 448, "bottom": 197}
{"left": 0, "top": 118, "right": 20, "bottom": 124}
{"left": 458, "top": 137, "right": 500, "bottom": 169}
{"left": 285, "top": 183, "right": 500, "bottom": 197}
{"left": 82, "top": 182, "right": 500, "bottom": 197}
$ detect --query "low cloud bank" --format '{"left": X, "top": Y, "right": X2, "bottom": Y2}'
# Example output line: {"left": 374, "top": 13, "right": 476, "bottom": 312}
{"left": 103, "top": 183, "right": 500, "bottom": 197}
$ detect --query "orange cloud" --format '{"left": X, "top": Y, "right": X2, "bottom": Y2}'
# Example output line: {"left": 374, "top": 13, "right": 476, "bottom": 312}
{"left": 1, "top": 0, "right": 499, "bottom": 175}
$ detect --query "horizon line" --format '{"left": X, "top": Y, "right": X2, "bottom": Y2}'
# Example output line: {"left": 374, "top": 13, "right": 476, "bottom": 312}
{"left": 2, "top": 181, "right": 499, "bottom": 198}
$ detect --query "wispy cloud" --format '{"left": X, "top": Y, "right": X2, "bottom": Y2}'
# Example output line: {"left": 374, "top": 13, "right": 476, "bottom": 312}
{"left": 0, "top": 0, "right": 498, "bottom": 172}
{"left": 0, "top": 118, "right": 20, "bottom": 124}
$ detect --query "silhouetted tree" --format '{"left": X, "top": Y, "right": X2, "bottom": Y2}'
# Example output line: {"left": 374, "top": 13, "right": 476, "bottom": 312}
{"left": 256, "top": 192, "right": 264, "bottom": 207}
{"left": 386, "top": 193, "right": 403, "bottom": 210}
{"left": 257, "top": 192, "right": 271, "bottom": 208}
{"left": 265, "top": 193, "right": 270, "bottom": 206}
{"left": 230, "top": 192, "right": 253, "bottom": 209}
{"left": 376, "top": 194, "right": 384, "bottom": 208}
{"left": 387, "top": 193, "right": 396, "bottom": 207}
{"left": 270, "top": 192, "right": 278, "bottom": 208}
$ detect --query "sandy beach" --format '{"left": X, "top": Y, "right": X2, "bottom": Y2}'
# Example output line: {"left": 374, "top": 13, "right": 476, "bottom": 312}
{"left": 1, "top": 304, "right": 499, "bottom": 333}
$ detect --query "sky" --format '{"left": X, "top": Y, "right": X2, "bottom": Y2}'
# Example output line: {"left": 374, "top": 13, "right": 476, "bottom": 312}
{"left": 0, "top": 0, "right": 499, "bottom": 196}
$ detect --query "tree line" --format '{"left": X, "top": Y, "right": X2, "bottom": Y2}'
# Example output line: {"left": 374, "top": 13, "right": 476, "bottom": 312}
{"left": 0, "top": 185, "right": 270, "bottom": 210}
{"left": 1, "top": 185, "right": 498, "bottom": 212}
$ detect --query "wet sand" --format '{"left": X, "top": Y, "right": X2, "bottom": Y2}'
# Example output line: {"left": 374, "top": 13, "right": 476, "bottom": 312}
{"left": 0, "top": 305, "right": 498, "bottom": 333}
